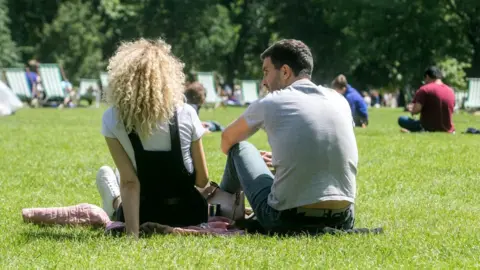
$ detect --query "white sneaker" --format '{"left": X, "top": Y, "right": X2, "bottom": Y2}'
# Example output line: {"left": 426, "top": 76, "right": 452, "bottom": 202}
{"left": 96, "top": 166, "right": 120, "bottom": 217}
{"left": 114, "top": 168, "right": 120, "bottom": 186}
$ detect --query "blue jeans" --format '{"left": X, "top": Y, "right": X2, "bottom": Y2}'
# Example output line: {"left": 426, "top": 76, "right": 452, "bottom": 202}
{"left": 220, "top": 141, "right": 354, "bottom": 233}
{"left": 353, "top": 115, "right": 368, "bottom": 127}
{"left": 398, "top": 116, "right": 424, "bottom": 132}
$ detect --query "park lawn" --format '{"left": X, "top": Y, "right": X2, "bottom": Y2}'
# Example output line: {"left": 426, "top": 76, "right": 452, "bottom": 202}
{"left": 0, "top": 106, "right": 479, "bottom": 269}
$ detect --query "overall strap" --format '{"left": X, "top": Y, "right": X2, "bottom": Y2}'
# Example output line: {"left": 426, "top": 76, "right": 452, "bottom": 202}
{"left": 168, "top": 110, "right": 188, "bottom": 173}
{"left": 128, "top": 110, "right": 179, "bottom": 153}
{"left": 128, "top": 130, "right": 144, "bottom": 152}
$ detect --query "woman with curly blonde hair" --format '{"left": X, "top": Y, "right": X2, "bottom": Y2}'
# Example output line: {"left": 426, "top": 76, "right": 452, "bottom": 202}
{"left": 95, "top": 38, "right": 210, "bottom": 238}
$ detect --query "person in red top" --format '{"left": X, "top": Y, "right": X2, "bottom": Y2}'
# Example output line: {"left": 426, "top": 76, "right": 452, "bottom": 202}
{"left": 398, "top": 66, "right": 455, "bottom": 133}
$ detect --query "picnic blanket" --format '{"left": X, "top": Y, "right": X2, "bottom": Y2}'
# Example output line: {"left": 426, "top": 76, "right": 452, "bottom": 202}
{"left": 22, "top": 203, "right": 383, "bottom": 237}
{"left": 105, "top": 217, "right": 244, "bottom": 236}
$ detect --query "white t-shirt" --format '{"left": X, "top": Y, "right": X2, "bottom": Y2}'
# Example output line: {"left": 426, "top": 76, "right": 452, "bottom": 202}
{"left": 101, "top": 104, "right": 206, "bottom": 173}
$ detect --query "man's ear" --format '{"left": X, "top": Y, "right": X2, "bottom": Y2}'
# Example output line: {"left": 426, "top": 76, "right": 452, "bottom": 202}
{"left": 281, "top": 65, "right": 292, "bottom": 80}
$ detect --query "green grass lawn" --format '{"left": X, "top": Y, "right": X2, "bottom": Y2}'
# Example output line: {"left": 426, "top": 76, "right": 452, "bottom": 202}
{"left": 1, "top": 106, "right": 480, "bottom": 268}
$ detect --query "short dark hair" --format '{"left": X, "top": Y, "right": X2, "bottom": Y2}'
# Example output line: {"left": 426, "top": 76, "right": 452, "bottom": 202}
{"left": 184, "top": 82, "right": 206, "bottom": 106}
{"left": 424, "top": 66, "right": 443, "bottom": 79}
{"left": 260, "top": 39, "right": 313, "bottom": 77}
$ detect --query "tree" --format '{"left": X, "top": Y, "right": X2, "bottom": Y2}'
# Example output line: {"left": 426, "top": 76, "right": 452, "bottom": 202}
{"left": 326, "top": 0, "right": 471, "bottom": 90}
{"left": 4, "top": 0, "right": 476, "bottom": 89}
{"left": 219, "top": 0, "right": 275, "bottom": 85}
{"left": 129, "top": 0, "right": 273, "bottom": 86}
{"left": 94, "top": 0, "right": 144, "bottom": 61}
{"left": 443, "top": 0, "right": 480, "bottom": 77}
{"left": 38, "top": 0, "right": 105, "bottom": 83}
{"left": 267, "top": 0, "right": 355, "bottom": 86}
{"left": 7, "top": 0, "right": 61, "bottom": 62}
{"left": 0, "top": 0, "right": 19, "bottom": 67}
{"left": 437, "top": 57, "right": 471, "bottom": 90}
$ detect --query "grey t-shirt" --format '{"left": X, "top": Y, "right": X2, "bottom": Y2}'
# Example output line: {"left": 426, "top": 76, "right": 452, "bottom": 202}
{"left": 242, "top": 79, "right": 358, "bottom": 210}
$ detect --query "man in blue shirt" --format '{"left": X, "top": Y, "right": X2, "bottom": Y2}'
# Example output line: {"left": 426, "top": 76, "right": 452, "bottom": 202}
{"left": 25, "top": 60, "right": 39, "bottom": 97}
{"left": 332, "top": 74, "right": 368, "bottom": 128}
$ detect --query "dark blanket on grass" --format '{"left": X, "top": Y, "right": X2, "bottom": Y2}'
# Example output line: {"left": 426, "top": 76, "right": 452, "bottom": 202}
{"left": 22, "top": 203, "right": 383, "bottom": 237}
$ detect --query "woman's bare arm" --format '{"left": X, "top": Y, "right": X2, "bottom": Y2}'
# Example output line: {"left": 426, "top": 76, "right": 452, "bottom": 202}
{"left": 105, "top": 137, "right": 140, "bottom": 239}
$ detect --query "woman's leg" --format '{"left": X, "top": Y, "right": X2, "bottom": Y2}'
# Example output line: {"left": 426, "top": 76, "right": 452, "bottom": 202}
{"left": 96, "top": 166, "right": 121, "bottom": 217}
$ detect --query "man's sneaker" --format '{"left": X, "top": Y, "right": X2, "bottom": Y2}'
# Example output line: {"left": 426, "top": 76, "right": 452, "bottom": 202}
{"left": 96, "top": 166, "right": 120, "bottom": 217}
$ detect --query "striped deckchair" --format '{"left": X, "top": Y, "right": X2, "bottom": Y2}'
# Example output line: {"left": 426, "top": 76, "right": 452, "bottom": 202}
{"left": 5, "top": 68, "right": 32, "bottom": 102}
{"left": 38, "top": 64, "right": 65, "bottom": 102}
{"left": 79, "top": 78, "right": 101, "bottom": 107}
{"left": 240, "top": 80, "right": 259, "bottom": 105}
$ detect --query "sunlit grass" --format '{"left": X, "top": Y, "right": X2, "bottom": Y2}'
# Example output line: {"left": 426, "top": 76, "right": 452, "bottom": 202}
{"left": 0, "top": 106, "right": 479, "bottom": 268}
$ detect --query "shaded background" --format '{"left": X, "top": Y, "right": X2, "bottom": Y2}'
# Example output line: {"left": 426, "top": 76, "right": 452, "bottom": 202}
{"left": 1, "top": 0, "right": 478, "bottom": 94}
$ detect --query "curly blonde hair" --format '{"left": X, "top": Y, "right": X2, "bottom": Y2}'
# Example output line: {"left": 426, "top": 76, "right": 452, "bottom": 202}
{"left": 106, "top": 38, "right": 186, "bottom": 139}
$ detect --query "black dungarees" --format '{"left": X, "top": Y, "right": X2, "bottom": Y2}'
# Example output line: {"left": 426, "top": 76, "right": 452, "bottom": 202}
{"left": 116, "top": 112, "right": 208, "bottom": 226}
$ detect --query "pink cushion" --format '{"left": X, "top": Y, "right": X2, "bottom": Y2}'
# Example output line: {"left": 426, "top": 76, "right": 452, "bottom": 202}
{"left": 22, "top": 203, "right": 111, "bottom": 227}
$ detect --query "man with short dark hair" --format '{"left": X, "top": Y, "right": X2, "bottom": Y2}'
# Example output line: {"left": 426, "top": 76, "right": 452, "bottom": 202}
{"left": 219, "top": 39, "right": 358, "bottom": 233}
{"left": 398, "top": 66, "right": 455, "bottom": 133}
{"left": 332, "top": 74, "right": 369, "bottom": 128}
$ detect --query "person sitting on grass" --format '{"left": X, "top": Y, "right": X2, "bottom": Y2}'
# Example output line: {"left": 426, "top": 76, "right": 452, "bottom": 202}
{"left": 25, "top": 60, "right": 44, "bottom": 107}
{"left": 219, "top": 39, "right": 358, "bottom": 234}
{"left": 184, "top": 81, "right": 224, "bottom": 132}
{"left": 331, "top": 74, "right": 369, "bottom": 128}
{"left": 59, "top": 80, "right": 77, "bottom": 108}
{"left": 96, "top": 38, "right": 210, "bottom": 239}
{"left": 398, "top": 66, "right": 455, "bottom": 133}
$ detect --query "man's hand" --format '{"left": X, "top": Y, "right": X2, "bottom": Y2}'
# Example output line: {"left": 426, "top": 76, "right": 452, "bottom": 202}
{"left": 408, "top": 103, "right": 422, "bottom": 115}
{"left": 260, "top": 151, "right": 273, "bottom": 167}
{"left": 202, "top": 122, "right": 212, "bottom": 134}
{"left": 407, "top": 103, "right": 414, "bottom": 112}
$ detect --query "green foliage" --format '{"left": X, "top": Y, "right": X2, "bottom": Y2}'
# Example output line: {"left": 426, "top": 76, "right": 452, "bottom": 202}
{"left": 442, "top": 0, "right": 480, "bottom": 76}
{"left": 38, "top": 0, "right": 105, "bottom": 83}
{"left": 1, "top": 108, "right": 480, "bottom": 268}
{"left": 0, "top": 0, "right": 19, "bottom": 67}
{"left": 437, "top": 57, "right": 471, "bottom": 90}
{"left": 7, "top": 0, "right": 61, "bottom": 60}
{"left": 3, "top": 0, "right": 479, "bottom": 87}
{"left": 192, "top": 4, "right": 239, "bottom": 70}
